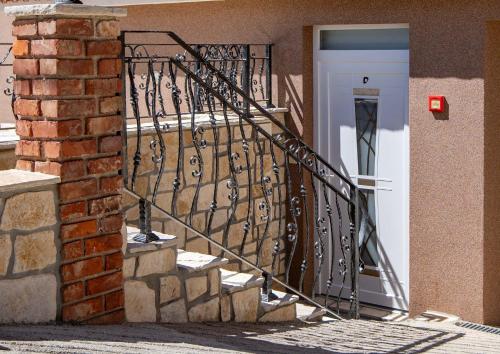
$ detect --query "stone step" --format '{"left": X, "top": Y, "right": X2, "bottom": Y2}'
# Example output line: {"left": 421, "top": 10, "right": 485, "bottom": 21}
{"left": 260, "top": 290, "right": 299, "bottom": 314}
{"left": 220, "top": 269, "right": 264, "bottom": 294}
{"left": 296, "top": 302, "right": 328, "bottom": 322}
{"left": 176, "top": 249, "right": 229, "bottom": 273}
{"left": 126, "top": 226, "right": 177, "bottom": 254}
{"left": 258, "top": 290, "right": 299, "bottom": 322}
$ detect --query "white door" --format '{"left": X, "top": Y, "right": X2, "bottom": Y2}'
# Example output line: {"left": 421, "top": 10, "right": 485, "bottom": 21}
{"left": 314, "top": 26, "right": 409, "bottom": 310}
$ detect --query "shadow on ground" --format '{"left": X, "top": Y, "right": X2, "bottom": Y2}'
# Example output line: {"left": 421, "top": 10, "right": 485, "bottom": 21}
{"left": 0, "top": 320, "right": 469, "bottom": 353}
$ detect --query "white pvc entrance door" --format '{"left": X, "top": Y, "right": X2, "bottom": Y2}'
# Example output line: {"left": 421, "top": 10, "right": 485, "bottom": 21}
{"left": 314, "top": 26, "right": 409, "bottom": 310}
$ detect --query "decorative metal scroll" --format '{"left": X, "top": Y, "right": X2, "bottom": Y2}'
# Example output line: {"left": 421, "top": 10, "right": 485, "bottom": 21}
{"left": 121, "top": 31, "right": 359, "bottom": 319}
{"left": 1, "top": 44, "right": 16, "bottom": 121}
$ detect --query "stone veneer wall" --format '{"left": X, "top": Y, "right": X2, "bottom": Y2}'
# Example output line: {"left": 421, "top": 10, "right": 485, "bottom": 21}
{"left": 122, "top": 114, "right": 287, "bottom": 280}
{"left": 0, "top": 170, "right": 60, "bottom": 323}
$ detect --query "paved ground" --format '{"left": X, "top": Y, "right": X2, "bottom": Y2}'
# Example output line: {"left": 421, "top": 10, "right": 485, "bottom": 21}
{"left": 0, "top": 319, "right": 499, "bottom": 353}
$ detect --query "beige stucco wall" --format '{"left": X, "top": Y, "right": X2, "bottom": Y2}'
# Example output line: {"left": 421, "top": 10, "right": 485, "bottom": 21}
{"left": 0, "top": 0, "right": 497, "bottom": 323}
{"left": 116, "top": 0, "right": 499, "bottom": 324}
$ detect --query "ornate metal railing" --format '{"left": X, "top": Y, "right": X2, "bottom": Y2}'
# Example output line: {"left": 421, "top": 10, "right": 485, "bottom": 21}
{"left": 121, "top": 31, "right": 360, "bottom": 319}
{"left": 0, "top": 43, "right": 16, "bottom": 122}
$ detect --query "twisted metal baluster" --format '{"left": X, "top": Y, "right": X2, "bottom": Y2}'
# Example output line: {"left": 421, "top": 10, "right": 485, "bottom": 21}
{"left": 284, "top": 153, "right": 300, "bottom": 284}
{"left": 236, "top": 113, "right": 252, "bottom": 256}
{"left": 334, "top": 192, "right": 348, "bottom": 313}
{"left": 257, "top": 56, "right": 265, "bottom": 102}
{"left": 205, "top": 73, "right": 220, "bottom": 238}
{"left": 298, "top": 162, "right": 311, "bottom": 293}
{"left": 310, "top": 168, "right": 326, "bottom": 300}
{"left": 148, "top": 59, "right": 166, "bottom": 205}
{"left": 186, "top": 75, "right": 205, "bottom": 226}
{"left": 157, "top": 61, "right": 167, "bottom": 117}
{"left": 221, "top": 100, "right": 240, "bottom": 251}
{"left": 127, "top": 59, "right": 142, "bottom": 191}
{"left": 349, "top": 190, "right": 359, "bottom": 319}
{"left": 167, "top": 61, "right": 184, "bottom": 215}
{"left": 269, "top": 142, "right": 283, "bottom": 280}
{"left": 255, "top": 132, "right": 272, "bottom": 266}
{"left": 249, "top": 55, "right": 256, "bottom": 101}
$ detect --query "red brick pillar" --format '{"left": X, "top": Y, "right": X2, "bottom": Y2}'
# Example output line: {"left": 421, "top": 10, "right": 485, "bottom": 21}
{"left": 6, "top": 3, "right": 127, "bottom": 324}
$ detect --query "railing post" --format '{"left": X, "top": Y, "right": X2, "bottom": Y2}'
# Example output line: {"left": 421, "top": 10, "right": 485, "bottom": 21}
{"left": 261, "top": 271, "right": 277, "bottom": 302}
{"left": 265, "top": 44, "right": 275, "bottom": 108}
{"left": 351, "top": 188, "right": 360, "bottom": 319}
{"left": 242, "top": 44, "right": 251, "bottom": 116}
{"left": 133, "top": 198, "right": 159, "bottom": 243}
{"left": 194, "top": 44, "right": 202, "bottom": 112}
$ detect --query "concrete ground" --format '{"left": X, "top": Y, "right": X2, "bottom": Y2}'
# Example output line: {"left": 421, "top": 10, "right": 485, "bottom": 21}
{"left": 0, "top": 319, "right": 499, "bottom": 353}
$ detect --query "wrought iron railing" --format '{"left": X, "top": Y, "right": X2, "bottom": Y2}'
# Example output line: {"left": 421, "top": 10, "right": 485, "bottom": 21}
{"left": 0, "top": 43, "right": 16, "bottom": 122}
{"left": 121, "top": 31, "right": 360, "bottom": 319}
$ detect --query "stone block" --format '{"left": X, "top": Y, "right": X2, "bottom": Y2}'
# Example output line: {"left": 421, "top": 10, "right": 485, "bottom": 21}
{"left": 259, "top": 303, "right": 296, "bottom": 322}
{"left": 185, "top": 275, "right": 207, "bottom": 302}
{"left": 0, "top": 191, "right": 56, "bottom": 231}
{"left": 188, "top": 297, "right": 220, "bottom": 322}
{"left": 208, "top": 269, "right": 220, "bottom": 296}
{"left": 13, "top": 230, "right": 56, "bottom": 273}
{"left": 221, "top": 294, "right": 232, "bottom": 322}
{"left": 160, "top": 275, "right": 181, "bottom": 304}
{"left": 135, "top": 248, "right": 176, "bottom": 277}
{"left": 0, "top": 234, "right": 12, "bottom": 276}
{"left": 185, "top": 236, "right": 209, "bottom": 254}
{"left": 124, "top": 280, "right": 156, "bottom": 322}
{"left": 160, "top": 298, "right": 188, "bottom": 323}
{"left": 0, "top": 274, "right": 57, "bottom": 323}
{"left": 123, "top": 257, "right": 136, "bottom": 278}
{"left": 232, "top": 287, "right": 260, "bottom": 322}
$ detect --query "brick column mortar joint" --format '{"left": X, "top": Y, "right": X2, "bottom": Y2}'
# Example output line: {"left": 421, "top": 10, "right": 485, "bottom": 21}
{"left": 6, "top": 4, "right": 127, "bottom": 325}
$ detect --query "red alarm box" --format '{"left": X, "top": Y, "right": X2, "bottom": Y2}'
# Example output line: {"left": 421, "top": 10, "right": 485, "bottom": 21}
{"left": 429, "top": 96, "right": 445, "bottom": 113}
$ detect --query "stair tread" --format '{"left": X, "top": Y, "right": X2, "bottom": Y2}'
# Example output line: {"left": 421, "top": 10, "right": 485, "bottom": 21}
{"left": 126, "top": 226, "right": 177, "bottom": 254}
{"left": 261, "top": 290, "right": 299, "bottom": 313}
{"left": 220, "top": 269, "right": 264, "bottom": 293}
{"left": 176, "top": 250, "right": 228, "bottom": 273}
{"left": 296, "top": 302, "right": 327, "bottom": 322}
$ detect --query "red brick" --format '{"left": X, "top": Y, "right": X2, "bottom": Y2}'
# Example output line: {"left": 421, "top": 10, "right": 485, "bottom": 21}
{"left": 62, "top": 282, "right": 85, "bottom": 303}
{"left": 99, "top": 96, "right": 122, "bottom": 114}
{"left": 32, "top": 79, "right": 83, "bottom": 96}
{"left": 15, "top": 140, "right": 41, "bottom": 157}
{"left": 16, "top": 120, "right": 32, "bottom": 137}
{"left": 13, "top": 80, "right": 31, "bottom": 96}
{"left": 87, "top": 156, "right": 122, "bottom": 175}
{"left": 63, "top": 240, "right": 84, "bottom": 261}
{"left": 60, "top": 201, "right": 87, "bottom": 221}
{"left": 89, "top": 195, "right": 121, "bottom": 215}
{"left": 61, "top": 257, "right": 103, "bottom": 283}
{"left": 100, "top": 175, "right": 123, "bottom": 194}
{"left": 100, "top": 214, "right": 123, "bottom": 233}
{"left": 38, "top": 19, "right": 93, "bottom": 37}
{"left": 105, "top": 252, "right": 123, "bottom": 271}
{"left": 13, "top": 59, "right": 38, "bottom": 76}
{"left": 86, "top": 271, "right": 122, "bottom": 295}
{"left": 96, "top": 20, "right": 120, "bottom": 38}
{"left": 34, "top": 161, "right": 61, "bottom": 176}
{"left": 44, "top": 139, "right": 97, "bottom": 159}
{"left": 105, "top": 290, "right": 124, "bottom": 310}
{"left": 85, "top": 309, "right": 124, "bottom": 324}
{"left": 86, "top": 40, "right": 121, "bottom": 56}
{"left": 32, "top": 120, "right": 82, "bottom": 138}
{"left": 14, "top": 99, "right": 40, "bottom": 117}
{"left": 99, "top": 135, "right": 122, "bottom": 153}
{"left": 40, "top": 59, "right": 94, "bottom": 76}
{"left": 13, "top": 19, "right": 37, "bottom": 37}
{"left": 86, "top": 116, "right": 122, "bottom": 135}
{"left": 41, "top": 99, "right": 96, "bottom": 118}
{"left": 62, "top": 297, "right": 103, "bottom": 322}
{"left": 61, "top": 219, "right": 98, "bottom": 240}
{"left": 31, "top": 39, "right": 83, "bottom": 57}
{"left": 12, "top": 39, "right": 29, "bottom": 57}
{"left": 16, "top": 160, "right": 34, "bottom": 171}
{"left": 85, "top": 234, "right": 122, "bottom": 256}
{"left": 59, "top": 179, "right": 97, "bottom": 202}
{"left": 85, "top": 78, "right": 121, "bottom": 96}
{"left": 60, "top": 160, "right": 86, "bottom": 180}
{"left": 98, "top": 59, "right": 121, "bottom": 76}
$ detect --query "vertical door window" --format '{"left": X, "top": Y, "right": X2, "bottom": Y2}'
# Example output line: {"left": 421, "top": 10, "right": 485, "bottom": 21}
{"left": 355, "top": 98, "right": 380, "bottom": 268}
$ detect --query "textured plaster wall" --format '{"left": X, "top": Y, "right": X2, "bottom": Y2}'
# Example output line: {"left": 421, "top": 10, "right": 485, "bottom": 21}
{"left": 118, "top": 0, "right": 499, "bottom": 323}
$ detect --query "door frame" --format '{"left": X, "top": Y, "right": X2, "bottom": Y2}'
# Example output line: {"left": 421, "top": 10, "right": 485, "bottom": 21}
{"left": 312, "top": 24, "right": 410, "bottom": 309}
